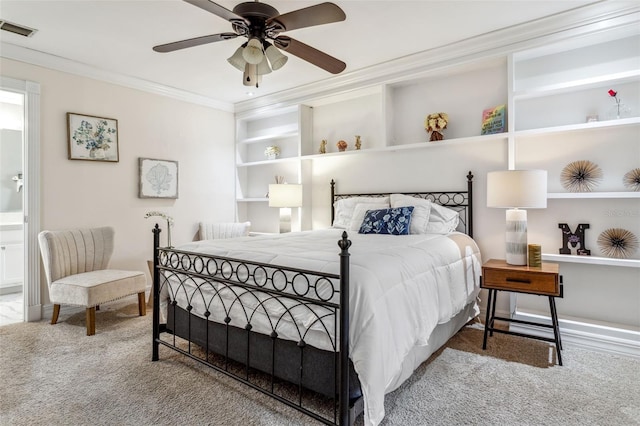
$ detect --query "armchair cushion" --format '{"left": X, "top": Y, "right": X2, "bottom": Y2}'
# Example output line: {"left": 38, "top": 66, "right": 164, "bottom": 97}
{"left": 50, "top": 270, "right": 146, "bottom": 307}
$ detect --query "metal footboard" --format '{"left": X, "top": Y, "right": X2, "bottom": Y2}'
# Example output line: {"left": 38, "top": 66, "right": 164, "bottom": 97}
{"left": 151, "top": 226, "right": 354, "bottom": 425}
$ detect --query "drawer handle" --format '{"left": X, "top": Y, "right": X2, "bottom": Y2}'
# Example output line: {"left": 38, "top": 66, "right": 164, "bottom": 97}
{"left": 506, "top": 278, "right": 531, "bottom": 284}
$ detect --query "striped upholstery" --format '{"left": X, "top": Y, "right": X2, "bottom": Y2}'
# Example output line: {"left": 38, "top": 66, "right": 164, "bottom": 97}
{"left": 38, "top": 227, "right": 146, "bottom": 335}
{"left": 198, "top": 222, "right": 251, "bottom": 240}
{"left": 39, "top": 227, "right": 114, "bottom": 284}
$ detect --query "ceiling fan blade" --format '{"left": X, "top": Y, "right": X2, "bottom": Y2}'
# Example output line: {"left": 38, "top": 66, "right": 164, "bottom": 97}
{"left": 274, "top": 36, "right": 346, "bottom": 74}
{"left": 267, "top": 2, "right": 346, "bottom": 33}
{"left": 183, "top": 0, "right": 249, "bottom": 25}
{"left": 153, "top": 33, "right": 238, "bottom": 53}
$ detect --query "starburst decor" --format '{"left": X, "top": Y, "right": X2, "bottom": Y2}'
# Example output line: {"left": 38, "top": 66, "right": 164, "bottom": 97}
{"left": 623, "top": 168, "right": 640, "bottom": 192}
{"left": 597, "top": 228, "right": 638, "bottom": 259}
{"left": 560, "top": 160, "right": 603, "bottom": 192}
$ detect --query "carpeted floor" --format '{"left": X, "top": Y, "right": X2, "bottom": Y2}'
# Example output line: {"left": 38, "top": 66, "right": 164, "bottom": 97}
{"left": 1, "top": 302, "right": 638, "bottom": 426}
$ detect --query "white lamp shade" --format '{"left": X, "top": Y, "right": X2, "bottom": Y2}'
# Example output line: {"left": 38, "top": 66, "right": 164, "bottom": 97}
{"left": 242, "top": 38, "right": 264, "bottom": 64}
{"left": 256, "top": 55, "right": 272, "bottom": 75}
{"left": 265, "top": 44, "right": 288, "bottom": 70}
{"left": 487, "top": 170, "right": 547, "bottom": 209}
{"left": 227, "top": 45, "right": 246, "bottom": 71}
{"left": 269, "top": 184, "right": 303, "bottom": 208}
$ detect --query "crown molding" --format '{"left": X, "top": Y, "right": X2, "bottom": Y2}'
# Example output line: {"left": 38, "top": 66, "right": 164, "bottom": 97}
{"left": 234, "top": 2, "right": 640, "bottom": 115}
{"left": 1, "top": 2, "right": 637, "bottom": 116}
{"left": 0, "top": 42, "right": 234, "bottom": 113}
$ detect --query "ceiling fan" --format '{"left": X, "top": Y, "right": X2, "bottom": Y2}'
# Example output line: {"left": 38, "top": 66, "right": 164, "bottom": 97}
{"left": 153, "top": 0, "right": 347, "bottom": 88}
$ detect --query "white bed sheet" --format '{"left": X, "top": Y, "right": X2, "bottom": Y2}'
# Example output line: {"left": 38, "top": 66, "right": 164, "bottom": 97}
{"left": 167, "top": 229, "right": 481, "bottom": 426}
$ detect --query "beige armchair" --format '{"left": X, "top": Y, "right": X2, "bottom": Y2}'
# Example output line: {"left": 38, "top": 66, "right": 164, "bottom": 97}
{"left": 38, "top": 227, "right": 146, "bottom": 335}
{"left": 198, "top": 221, "right": 251, "bottom": 240}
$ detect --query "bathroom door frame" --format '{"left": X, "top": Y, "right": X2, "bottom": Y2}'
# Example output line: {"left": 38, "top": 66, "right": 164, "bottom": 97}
{"left": 1, "top": 76, "right": 41, "bottom": 322}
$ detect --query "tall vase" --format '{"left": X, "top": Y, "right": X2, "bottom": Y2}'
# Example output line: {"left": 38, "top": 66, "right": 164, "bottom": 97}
{"left": 608, "top": 101, "right": 632, "bottom": 120}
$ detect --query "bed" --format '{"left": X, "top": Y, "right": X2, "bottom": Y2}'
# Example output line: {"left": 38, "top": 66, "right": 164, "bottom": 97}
{"left": 151, "top": 171, "right": 481, "bottom": 426}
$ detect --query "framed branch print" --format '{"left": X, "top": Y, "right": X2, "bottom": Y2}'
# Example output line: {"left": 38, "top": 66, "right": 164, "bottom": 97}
{"left": 139, "top": 158, "right": 179, "bottom": 199}
{"left": 67, "top": 112, "right": 119, "bottom": 162}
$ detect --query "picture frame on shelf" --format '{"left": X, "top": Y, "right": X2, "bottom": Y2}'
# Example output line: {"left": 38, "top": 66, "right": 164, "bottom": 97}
{"left": 480, "top": 104, "right": 506, "bottom": 135}
{"left": 139, "top": 157, "right": 179, "bottom": 199}
{"left": 67, "top": 112, "right": 119, "bottom": 162}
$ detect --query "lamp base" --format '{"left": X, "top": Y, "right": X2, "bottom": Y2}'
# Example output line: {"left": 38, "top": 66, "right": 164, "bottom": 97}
{"left": 279, "top": 207, "right": 291, "bottom": 233}
{"left": 505, "top": 209, "right": 527, "bottom": 265}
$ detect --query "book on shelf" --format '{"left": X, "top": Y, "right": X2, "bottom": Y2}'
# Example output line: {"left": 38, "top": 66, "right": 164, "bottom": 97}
{"left": 481, "top": 104, "right": 506, "bottom": 135}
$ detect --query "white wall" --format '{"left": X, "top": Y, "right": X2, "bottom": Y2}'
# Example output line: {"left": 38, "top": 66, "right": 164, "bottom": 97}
{"left": 1, "top": 58, "right": 236, "bottom": 305}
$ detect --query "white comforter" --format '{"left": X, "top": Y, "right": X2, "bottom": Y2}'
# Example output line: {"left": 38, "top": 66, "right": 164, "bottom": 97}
{"left": 171, "top": 229, "right": 481, "bottom": 426}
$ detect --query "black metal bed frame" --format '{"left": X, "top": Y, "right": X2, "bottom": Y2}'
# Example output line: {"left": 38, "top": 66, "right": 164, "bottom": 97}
{"left": 151, "top": 171, "right": 474, "bottom": 426}
{"left": 331, "top": 171, "right": 474, "bottom": 238}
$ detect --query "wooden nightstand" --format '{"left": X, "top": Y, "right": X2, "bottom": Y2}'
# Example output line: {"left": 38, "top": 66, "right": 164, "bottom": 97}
{"left": 481, "top": 259, "right": 564, "bottom": 365}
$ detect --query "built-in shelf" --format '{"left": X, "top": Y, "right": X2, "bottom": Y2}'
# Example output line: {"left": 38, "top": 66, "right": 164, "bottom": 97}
{"left": 513, "top": 69, "right": 640, "bottom": 100}
{"left": 238, "top": 131, "right": 299, "bottom": 145}
{"left": 237, "top": 198, "right": 268, "bottom": 202}
{"left": 547, "top": 192, "right": 640, "bottom": 199}
{"left": 542, "top": 253, "right": 640, "bottom": 268}
{"left": 301, "top": 132, "right": 507, "bottom": 160}
{"left": 236, "top": 157, "right": 299, "bottom": 167}
{"left": 515, "top": 116, "right": 640, "bottom": 137}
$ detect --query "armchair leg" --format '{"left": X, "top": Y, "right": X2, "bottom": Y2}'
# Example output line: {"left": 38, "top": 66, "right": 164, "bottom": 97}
{"left": 137, "top": 292, "right": 146, "bottom": 316}
{"left": 86, "top": 307, "right": 96, "bottom": 336}
{"left": 51, "top": 304, "right": 60, "bottom": 325}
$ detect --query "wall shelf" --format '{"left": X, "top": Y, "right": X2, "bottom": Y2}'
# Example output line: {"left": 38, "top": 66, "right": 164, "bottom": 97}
{"left": 301, "top": 132, "right": 507, "bottom": 160}
{"left": 236, "top": 157, "right": 300, "bottom": 167}
{"left": 514, "top": 116, "right": 640, "bottom": 137}
{"left": 513, "top": 69, "right": 640, "bottom": 100}
{"left": 236, "top": 198, "right": 268, "bottom": 202}
{"left": 547, "top": 192, "right": 640, "bottom": 199}
{"left": 238, "top": 131, "right": 299, "bottom": 145}
{"left": 542, "top": 253, "right": 640, "bottom": 268}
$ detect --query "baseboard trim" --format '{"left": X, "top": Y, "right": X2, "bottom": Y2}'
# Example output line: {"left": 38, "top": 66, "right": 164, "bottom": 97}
{"left": 509, "top": 311, "right": 640, "bottom": 359}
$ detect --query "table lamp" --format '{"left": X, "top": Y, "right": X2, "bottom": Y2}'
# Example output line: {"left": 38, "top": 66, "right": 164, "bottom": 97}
{"left": 487, "top": 170, "right": 547, "bottom": 265}
{"left": 269, "top": 183, "right": 303, "bottom": 233}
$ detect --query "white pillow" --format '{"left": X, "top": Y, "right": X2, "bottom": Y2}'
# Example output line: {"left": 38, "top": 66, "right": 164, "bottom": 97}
{"left": 426, "top": 203, "right": 460, "bottom": 234}
{"left": 389, "top": 194, "right": 432, "bottom": 234}
{"left": 333, "top": 196, "right": 390, "bottom": 228}
{"left": 348, "top": 203, "right": 390, "bottom": 231}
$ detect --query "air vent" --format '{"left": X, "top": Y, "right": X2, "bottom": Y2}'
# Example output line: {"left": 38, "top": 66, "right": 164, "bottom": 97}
{"left": 0, "top": 20, "right": 37, "bottom": 37}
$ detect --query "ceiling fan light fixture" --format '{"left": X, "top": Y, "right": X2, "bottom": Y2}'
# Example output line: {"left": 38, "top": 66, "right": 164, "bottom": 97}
{"left": 242, "top": 37, "right": 264, "bottom": 65}
{"left": 227, "top": 45, "right": 247, "bottom": 71}
{"left": 243, "top": 63, "right": 261, "bottom": 87}
{"left": 265, "top": 43, "right": 288, "bottom": 71}
{"left": 256, "top": 56, "right": 272, "bottom": 75}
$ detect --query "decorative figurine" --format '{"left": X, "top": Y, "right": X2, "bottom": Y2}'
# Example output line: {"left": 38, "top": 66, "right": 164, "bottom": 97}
{"left": 355, "top": 135, "right": 362, "bottom": 150}
{"left": 319, "top": 139, "right": 327, "bottom": 154}
{"left": 559, "top": 223, "right": 591, "bottom": 255}
{"left": 425, "top": 112, "right": 449, "bottom": 142}
{"left": 336, "top": 140, "right": 348, "bottom": 152}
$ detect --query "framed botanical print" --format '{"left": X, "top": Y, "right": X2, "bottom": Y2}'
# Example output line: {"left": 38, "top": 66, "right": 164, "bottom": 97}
{"left": 67, "top": 112, "right": 119, "bottom": 162}
{"left": 139, "top": 158, "right": 179, "bottom": 199}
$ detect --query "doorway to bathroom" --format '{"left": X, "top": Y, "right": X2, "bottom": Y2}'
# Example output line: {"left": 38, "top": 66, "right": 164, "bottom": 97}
{"left": 0, "top": 88, "right": 25, "bottom": 325}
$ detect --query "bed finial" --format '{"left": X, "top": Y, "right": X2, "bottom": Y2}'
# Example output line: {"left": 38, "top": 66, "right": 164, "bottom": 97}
{"left": 338, "top": 231, "right": 351, "bottom": 251}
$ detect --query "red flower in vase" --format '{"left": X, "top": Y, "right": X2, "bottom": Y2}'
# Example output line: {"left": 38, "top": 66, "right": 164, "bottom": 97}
{"left": 607, "top": 89, "right": 625, "bottom": 119}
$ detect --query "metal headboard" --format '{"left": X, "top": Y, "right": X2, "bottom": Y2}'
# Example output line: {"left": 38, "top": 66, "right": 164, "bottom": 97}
{"left": 330, "top": 171, "right": 474, "bottom": 238}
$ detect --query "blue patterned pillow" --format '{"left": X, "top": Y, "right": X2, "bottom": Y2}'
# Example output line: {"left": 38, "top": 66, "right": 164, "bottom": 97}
{"left": 358, "top": 207, "right": 414, "bottom": 235}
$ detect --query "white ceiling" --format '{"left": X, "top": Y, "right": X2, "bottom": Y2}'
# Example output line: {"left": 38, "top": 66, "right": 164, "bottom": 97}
{"left": 1, "top": 0, "right": 601, "bottom": 107}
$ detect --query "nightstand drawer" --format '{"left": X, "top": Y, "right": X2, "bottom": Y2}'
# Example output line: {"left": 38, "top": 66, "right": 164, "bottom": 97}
{"left": 482, "top": 267, "right": 559, "bottom": 296}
